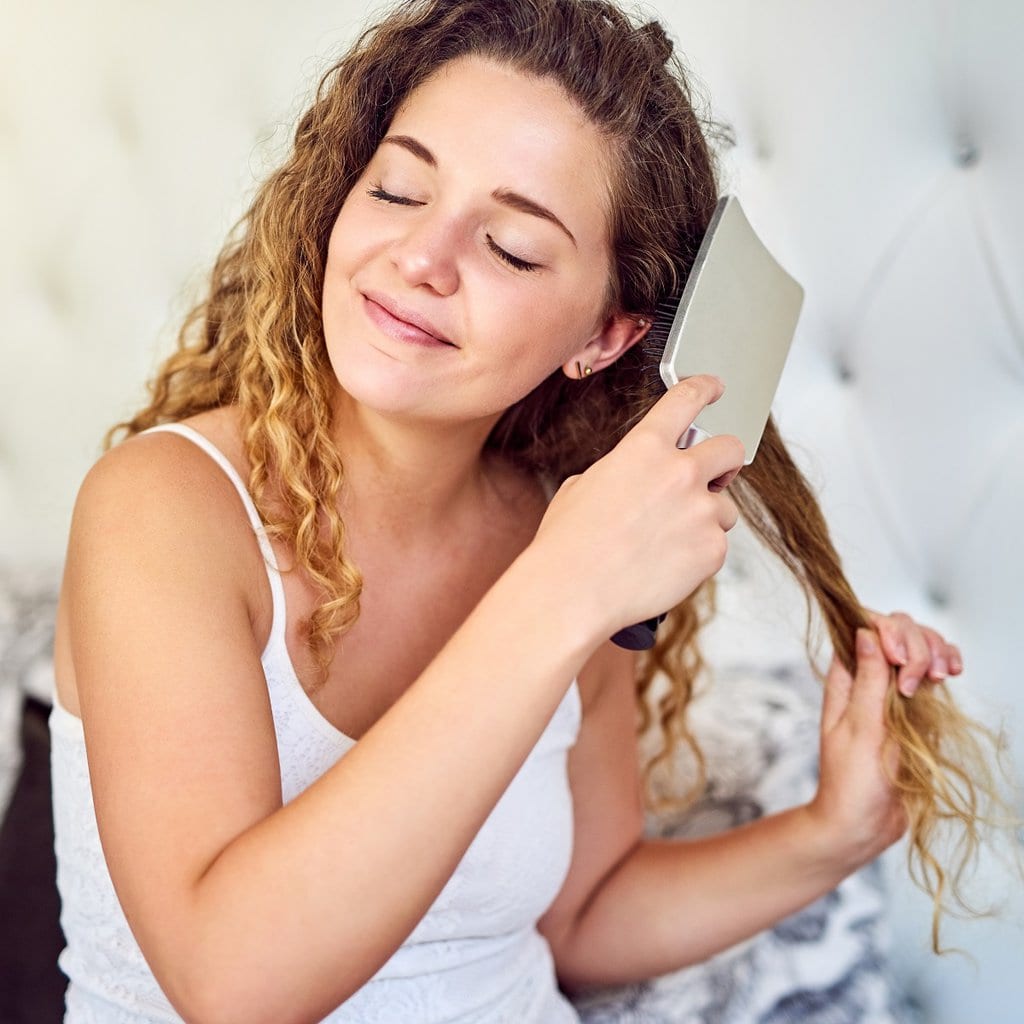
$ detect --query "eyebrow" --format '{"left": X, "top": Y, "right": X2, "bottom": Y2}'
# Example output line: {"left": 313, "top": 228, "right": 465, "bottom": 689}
{"left": 380, "top": 134, "right": 578, "bottom": 247}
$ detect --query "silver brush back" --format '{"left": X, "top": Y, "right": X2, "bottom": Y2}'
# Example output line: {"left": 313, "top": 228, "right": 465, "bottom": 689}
{"left": 639, "top": 194, "right": 804, "bottom": 464}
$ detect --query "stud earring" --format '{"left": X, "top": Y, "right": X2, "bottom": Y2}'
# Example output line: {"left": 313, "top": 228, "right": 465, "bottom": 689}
{"left": 575, "top": 361, "right": 593, "bottom": 379}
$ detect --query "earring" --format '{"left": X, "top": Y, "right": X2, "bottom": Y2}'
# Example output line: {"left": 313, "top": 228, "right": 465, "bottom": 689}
{"left": 575, "top": 361, "right": 593, "bottom": 379}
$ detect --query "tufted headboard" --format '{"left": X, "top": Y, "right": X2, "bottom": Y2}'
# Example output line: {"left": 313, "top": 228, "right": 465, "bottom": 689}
{"left": 3, "top": 1, "right": 1022, "bottom": 1020}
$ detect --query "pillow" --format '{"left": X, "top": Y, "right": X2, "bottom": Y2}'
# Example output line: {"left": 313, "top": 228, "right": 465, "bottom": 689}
{"left": 0, "top": 567, "right": 59, "bottom": 814}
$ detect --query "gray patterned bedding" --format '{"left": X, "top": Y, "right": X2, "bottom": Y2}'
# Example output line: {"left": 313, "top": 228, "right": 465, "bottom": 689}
{"left": 569, "top": 664, "right": 921, "bottom": 1024}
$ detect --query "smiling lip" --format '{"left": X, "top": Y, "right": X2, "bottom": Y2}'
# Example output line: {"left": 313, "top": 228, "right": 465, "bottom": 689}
{"left": 361, "top": 291, "right": 456, "bottom": 349}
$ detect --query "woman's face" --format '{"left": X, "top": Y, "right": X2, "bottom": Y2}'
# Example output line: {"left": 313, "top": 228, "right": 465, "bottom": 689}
{"left": 322, "top": 55, "right": 643, "bottom": 424}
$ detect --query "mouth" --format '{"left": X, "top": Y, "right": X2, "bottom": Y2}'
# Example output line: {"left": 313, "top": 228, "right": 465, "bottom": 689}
{"left": 361, "top": 290, "right": 457, "bottom": 348}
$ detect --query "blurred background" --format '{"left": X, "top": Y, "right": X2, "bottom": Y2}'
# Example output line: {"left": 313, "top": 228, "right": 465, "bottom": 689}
{"left": 1, "top": 0, "right": 1021, "bottom": 1021}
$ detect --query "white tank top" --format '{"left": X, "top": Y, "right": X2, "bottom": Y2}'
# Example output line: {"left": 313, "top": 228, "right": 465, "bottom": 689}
{"left": 50, "top": 422, "right": 583, "bottom": 1023}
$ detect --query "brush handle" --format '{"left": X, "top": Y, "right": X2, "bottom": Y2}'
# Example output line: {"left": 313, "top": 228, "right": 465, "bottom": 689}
{"left": 611, "top": 612, "right": 669, "bottom": 650}
{"left": 609, "top": 421, "right": 716, "bottom": 650}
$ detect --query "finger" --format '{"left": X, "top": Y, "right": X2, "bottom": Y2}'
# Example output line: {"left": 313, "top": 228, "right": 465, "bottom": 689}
{"left": 918, "top": 633, "right": 962, "bottom": 677}
{"left": 686, "top": 434, "right": 747, "bottom": 492}
{"left": 713, "top": 492, "right": 740, "bottom": 532}
{"left": 920, "top": 626, "right": 952, "bottom": 681}
{"left": 867, "top": 609, "right": 964, "bottom": 690}
{"left": 848, "top": 628, "right": 894, "bottom": 725}
{"left": 947, "top": 643, "right": 964, "bottom": 675}
{"left": 890, "top": 614, "right": 932, "bottom": 696}
{"left": 645, "top": 377, "right": 746, "bottom": 480}
{"left": 708, "top": 465, "right": 742, "bottom": 493}
{"left": 645, "top": 374, "right": 725, "bottom": 446}
{"left": 865, "top": 611, "right": 910, "bottom": 666}
{"left": 821, "top": 650, "right": 854, "bottom": 735}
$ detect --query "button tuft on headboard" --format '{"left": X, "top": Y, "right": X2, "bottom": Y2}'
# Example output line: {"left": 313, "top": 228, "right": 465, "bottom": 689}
{"left": 955, "top": 140, "right": 980, "bottom": 168}
{"left": 834, "top": 353, "right": 854, "bottom": 383}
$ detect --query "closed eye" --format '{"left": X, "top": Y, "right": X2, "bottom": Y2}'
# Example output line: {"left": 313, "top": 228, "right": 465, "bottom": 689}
{"left": 366, "top": 184, "right": 423, "bottom": 207}
{"left": 486, "top": 236, "right": 541, "bottom": 273}
{"left": 367, "top": 183, "right": 541, "bottom": 272}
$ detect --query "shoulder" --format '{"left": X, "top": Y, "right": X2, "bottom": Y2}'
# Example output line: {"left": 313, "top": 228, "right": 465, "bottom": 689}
{"left": 79, "top": 405, "right": 247, "bottom": 508}
{"left": 79, "top": 425, "right": 230, "bottom": 526}
{"left": 69, "top": 411, "right": 261, "bottom": 607}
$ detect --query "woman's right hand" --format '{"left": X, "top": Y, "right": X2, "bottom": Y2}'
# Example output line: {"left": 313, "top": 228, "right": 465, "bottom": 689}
{"left": 532, "top": 374, "right": 745, "bottom": 638}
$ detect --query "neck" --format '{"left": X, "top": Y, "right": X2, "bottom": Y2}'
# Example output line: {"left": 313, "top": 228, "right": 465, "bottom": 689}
{"left": 330, "top": 390, "right": 508, "bottom": 542}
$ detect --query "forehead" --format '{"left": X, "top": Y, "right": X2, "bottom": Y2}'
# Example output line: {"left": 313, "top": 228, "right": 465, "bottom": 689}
{"left": 386, "top": 56, "right": 616, "bottom": 247}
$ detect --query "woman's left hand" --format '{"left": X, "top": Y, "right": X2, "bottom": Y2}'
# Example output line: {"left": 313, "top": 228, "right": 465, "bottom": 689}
{"left": 862, "top": 607, "right": 964, "bottom": 696}
{"left": 805, "top": 611, "right": 964, "bottom": 870}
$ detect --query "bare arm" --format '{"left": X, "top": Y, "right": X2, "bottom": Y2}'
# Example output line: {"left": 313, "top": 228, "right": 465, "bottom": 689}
{"left": 544, "top": 614, "right": 909, "bottom": 993}
{"left": 535, "top": 631, "right": 852, "bottom": 992}
{"left": 553, "top": 807, "right": 850, "bottom": 993}
{"left": 66, "top": 437, "right": 602, "bottom": 1024}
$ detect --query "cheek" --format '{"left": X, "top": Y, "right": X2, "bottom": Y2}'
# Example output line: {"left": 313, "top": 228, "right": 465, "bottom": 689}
{"left": 513, "top": 285, "right": 605, "bottom": 357}
{"left": 324, "top": 214, "right": 352, "bottom": 282}
{"left": 472, "top": 288, "right": 561, "bottom": 358}
{"left": 326, "top": 197, "right": 382, "bottom": 273}
{"left": 481, "top": 295, "right": 597, "bottom": 383}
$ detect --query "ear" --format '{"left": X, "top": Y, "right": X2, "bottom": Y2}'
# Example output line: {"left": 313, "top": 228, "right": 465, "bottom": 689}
{"left": 561, "top": 311, "right": 651, "bottom": 380}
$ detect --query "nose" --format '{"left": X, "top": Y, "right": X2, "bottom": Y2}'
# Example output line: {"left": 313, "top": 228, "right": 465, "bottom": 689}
{"left": 390, "top": 207, "right": 460, "bottom": 297}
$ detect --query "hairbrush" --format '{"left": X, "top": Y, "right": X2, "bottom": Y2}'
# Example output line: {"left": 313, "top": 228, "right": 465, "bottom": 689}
{"left": 609, "top": 194, "right": 805, "bottom": 651}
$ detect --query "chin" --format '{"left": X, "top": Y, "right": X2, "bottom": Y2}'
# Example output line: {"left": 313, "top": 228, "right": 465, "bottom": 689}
{"left": 333, "top": 363, "right": 417, "bottom": 411}
{"left": 324, "top": 324, "right": 523, "bottom": 427}
{"left": 328, "top": 354, "right": 451, "bottom": 422}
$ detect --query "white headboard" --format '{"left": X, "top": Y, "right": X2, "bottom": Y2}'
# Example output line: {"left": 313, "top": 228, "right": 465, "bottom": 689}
{"left": 3, "top": 1, "right": 1022, "bottom": 1017}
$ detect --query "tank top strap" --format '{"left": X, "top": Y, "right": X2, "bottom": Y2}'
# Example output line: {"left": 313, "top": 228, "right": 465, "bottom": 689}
{"left": 140, "top": 423, "right": 287, "bottom": 648}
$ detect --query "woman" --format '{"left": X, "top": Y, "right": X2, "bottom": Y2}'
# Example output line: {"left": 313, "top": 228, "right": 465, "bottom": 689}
{"left": 51, "top": 1, "right": 1001, "bottom": 1022}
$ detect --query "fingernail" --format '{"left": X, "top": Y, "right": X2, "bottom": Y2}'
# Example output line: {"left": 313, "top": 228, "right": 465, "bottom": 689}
{"left": 950, "top": 653, "right": 963, "bottom": 672}
{"left": 900, "top": 676, "right": 918, "bottom": 697}
{"left": 929, "top": 657, "right": 948, "bottom": 679}
{"left": 895, "top": 641, "right": 909, "bottom": 665}
{"left": 857, "top": 629, "right": 877, "bottom": 656}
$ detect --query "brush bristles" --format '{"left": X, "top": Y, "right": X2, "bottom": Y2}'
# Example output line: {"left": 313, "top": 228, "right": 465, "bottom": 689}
{"left": 639, "top": 295, "right": 684, "bottom": 392}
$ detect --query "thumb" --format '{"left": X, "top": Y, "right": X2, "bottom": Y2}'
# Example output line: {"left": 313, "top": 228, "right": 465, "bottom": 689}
{"left": 847, "top": 627, "right": 894, "bottom": 729}
{"left": 641, "top": 374, "right": 725, "bottom": 446}
{"left": 821, "top": 649, "right": 854, "bottom": 734}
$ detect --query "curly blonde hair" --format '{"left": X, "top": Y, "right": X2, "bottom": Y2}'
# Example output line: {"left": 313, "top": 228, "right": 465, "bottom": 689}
{"left": 105, "top": 0, "right": 1020, "bottom": 957}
